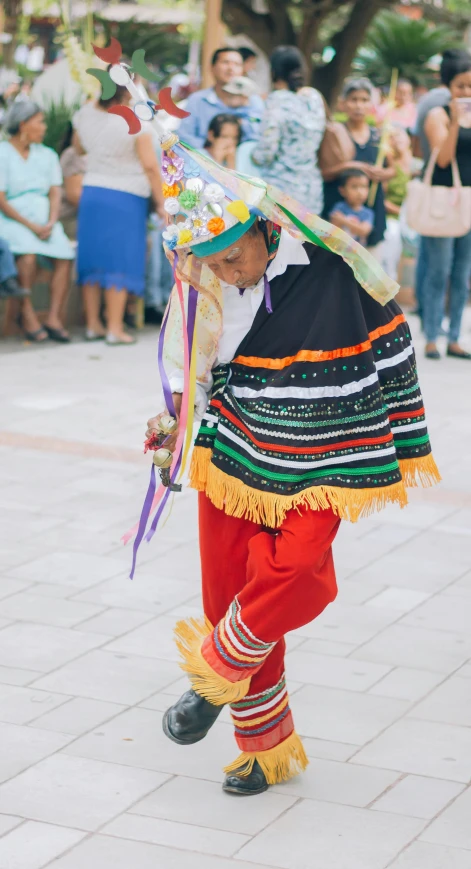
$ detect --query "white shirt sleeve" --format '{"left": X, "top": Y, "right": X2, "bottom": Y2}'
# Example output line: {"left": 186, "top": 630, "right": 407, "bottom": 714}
{"left": 159, "top": 370, "right": 213, "bottom": 421}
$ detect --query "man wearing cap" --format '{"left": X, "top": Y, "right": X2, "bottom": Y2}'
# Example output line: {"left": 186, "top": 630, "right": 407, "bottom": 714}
{"left": 178, "top": 48, "right": 264, "bottom": 149}
{"left": 144, "top": 143, "right": 439, "bottom": 797}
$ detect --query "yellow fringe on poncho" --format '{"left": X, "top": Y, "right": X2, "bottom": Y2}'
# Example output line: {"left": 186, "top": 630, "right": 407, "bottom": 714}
{"left": 189, "top": 447, "right": 441, "bottom": 528}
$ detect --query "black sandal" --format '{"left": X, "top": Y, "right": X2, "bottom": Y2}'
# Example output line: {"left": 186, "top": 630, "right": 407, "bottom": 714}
{"left": 44, "top": 325, "right": 71, "bottom": 343}
{"left": 16, "top": 314, "right": 49, "bottom": 343}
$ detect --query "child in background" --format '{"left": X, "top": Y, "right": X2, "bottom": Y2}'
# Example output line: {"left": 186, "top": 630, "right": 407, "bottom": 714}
{"left": 382, "top": 126, "right": 412, "bottom": 281}
{"left": 329, "top": 168, "right": 374, "bottom": 246}
{"left": 203, "top": 113, "right": 242, "bottom": 170}
{"left": 322, "top": 78, "right": 394, "bottom": 259}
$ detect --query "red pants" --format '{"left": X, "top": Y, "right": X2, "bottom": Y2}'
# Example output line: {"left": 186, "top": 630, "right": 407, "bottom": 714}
{"left": 175, "top": 493, "right": 340, "bottom": 781}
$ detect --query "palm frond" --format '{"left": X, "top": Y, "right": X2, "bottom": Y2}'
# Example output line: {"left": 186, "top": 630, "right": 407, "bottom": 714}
{"left": 354, "top": 11, "right": 461, "bottom": 86}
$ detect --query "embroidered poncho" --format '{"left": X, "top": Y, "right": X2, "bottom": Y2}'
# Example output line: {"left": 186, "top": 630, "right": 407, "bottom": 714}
{"left": 188, "top": 244, "right": 440, "bottom": 525}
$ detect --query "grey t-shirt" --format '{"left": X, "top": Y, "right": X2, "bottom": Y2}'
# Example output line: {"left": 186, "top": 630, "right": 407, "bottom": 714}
{"left": 414, "top": 86, "right": 450, "bottom": 163}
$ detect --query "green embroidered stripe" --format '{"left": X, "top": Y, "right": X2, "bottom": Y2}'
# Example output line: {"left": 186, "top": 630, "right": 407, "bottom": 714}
{"left": 215, "top": 441, "right": 399, "bottom": 482}
{"left": 232, "top": 679, "right": 287, "bottom": 709}
{"left": 384, "top": 383, "right": 420, "bottom": 400}
{"left": 228, "top": 403, "right": 387, "bottom": 429}
{"left": 392, "top": 434, "right": 430, "bottom": 447}
{"left": 230, "top": 608, "right": 269, "bottom": 652}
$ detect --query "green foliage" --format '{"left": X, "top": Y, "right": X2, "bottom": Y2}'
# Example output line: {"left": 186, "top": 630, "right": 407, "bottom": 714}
{"left": 42, "top": 97, "right": 80, "bottom": 154}
{"left": 95, "top": 17, "right": 189, "bottom": 81}
{"left": 354, "top": 11, "right": 460, "bottom": 86}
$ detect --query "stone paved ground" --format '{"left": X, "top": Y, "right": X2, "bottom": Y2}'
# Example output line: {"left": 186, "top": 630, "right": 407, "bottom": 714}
{"left": 1, "top": 314, "right": 471, "bottom": 869}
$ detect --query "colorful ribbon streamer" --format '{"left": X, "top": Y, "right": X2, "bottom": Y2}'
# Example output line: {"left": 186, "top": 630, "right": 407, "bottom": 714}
{"left": 126, "top": 266, "right": 199, "bottom": 577}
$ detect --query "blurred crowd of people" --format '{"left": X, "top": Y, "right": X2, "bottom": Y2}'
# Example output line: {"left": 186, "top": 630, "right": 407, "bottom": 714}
{"left": 0, "top": 43, "right": 470, "bottom": 356}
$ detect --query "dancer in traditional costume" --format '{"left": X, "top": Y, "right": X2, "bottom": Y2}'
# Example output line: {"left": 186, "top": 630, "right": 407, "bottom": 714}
{"left": 89, "top": 48, "right": 440, "bottom": 796}
{"left": 139, "top": 138, "right": 440, "bottom": 796}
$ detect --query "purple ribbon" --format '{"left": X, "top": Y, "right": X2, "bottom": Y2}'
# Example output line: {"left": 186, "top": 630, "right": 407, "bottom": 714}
{"left": 129, "top": 464, "right": 157, "bottom": 579}
{"left": 238, "top": 275, "right": 272, "bottom": 314}
{"left": 129, "top": 281, "right": 199, "bottom": 578}
{"left": 264, "top": 273, "right": 273, "bottom": 314}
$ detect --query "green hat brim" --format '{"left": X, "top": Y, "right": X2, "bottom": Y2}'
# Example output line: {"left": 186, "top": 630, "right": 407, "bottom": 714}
{"left": 189, "top": 214, "right": 257, "bottom": 258}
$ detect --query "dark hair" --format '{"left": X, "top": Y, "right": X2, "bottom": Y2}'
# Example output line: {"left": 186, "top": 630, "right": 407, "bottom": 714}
{"left": 59, "top": 120, "right": 74, "bottom": 154}
{"left": 342, "top": 77, "right": 373, "bottom": 99}
{"left": 238, "top": 47, "right": 257, "bottom": 62}
{"left": 338, "top": 168, "right": 368, "bottom": 186}
{"left": 270, "top": 46, "right": 306, "bottom": 92}
{"left": 440, "top": 49, "right": 471, "bottom": 86}
{"left": 204, "top": 113, "right": 242, "bottom": 148}
{"left": 211, "top": 47, "right": 243, "bottom": 67}
{"left": 99, "top": 83, "right": 129, "bottom": 109}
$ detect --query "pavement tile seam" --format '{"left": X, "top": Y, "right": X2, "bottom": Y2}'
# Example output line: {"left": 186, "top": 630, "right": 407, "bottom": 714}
{"left": 381, "top": 784, "right": 471, "bottom": 869}
{"left": 346, "top": 651, "right": 471, "bottom": 768}
{"left": 346, "top": 559, "right": 471, "bottom": 664}
{"left": 0, "top": 815, "right": 26, "bottom": 839}
{"left": 37, "top": 773, "right": 181, "bottom": 869}
{"left": 71, "top": 609, "right": 156, "bottom": 636}
{"left": 229, "top": 796, "right": 305, "bottom": 861}
{"left": 364, "top": 772, "right": 408, "bottom": 810}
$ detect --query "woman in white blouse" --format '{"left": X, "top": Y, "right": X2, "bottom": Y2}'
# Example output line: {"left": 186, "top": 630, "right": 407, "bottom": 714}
{"left": 73, "top": 86, "right": 164, "bottom": 344}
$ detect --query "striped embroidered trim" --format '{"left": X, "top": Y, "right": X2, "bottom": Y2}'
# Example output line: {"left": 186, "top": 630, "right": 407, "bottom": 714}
{"left": 217, "top": 423, "right": 398, "bottom": 471}
{"left": 232, "top": 675, "right": 287, "bottom": 710}
{"left": 190, "top": 598, "right": 275, "bottom": 688}
{"left": 230, "top": 675, "right": 292, "bottom": 751}
{"left": 215, "top": 403, "right": 394, "bottom": 455}
{"left": 232, "top": 313, "right": 406, "bottom": 370}
{"left": 233, "top": 697, "right": 289, "bottom": 729}
{"left": 231, "top": 370, "right": 379, "bottom": 400}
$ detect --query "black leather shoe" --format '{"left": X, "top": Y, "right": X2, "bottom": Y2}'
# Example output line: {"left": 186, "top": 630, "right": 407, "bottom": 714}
{"left": 447, "top": 346, "right": 471, "bottom": 359}
{"left": 223, "top": 760, "right": 269, "bottom": 796}
{"left": 162, "top": 689, "right": 223, "bottom": 745}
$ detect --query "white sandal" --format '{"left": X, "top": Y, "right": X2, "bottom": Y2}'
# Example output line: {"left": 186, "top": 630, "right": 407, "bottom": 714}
{"left": 106, "top": 332, "right": 136, "bottom": 346}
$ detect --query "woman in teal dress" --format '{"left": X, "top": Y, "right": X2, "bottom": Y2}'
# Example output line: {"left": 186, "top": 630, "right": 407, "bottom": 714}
{"left": 0, "top": 101, "right": 74, "bottom": 341}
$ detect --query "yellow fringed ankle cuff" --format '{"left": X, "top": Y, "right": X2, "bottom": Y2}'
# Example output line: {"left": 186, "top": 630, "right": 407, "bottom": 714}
{"left": 223, "top": 730, "right": 309, "bottom": 785}
{"left": 174, "top": 616, "right": 251, "bottom": 706}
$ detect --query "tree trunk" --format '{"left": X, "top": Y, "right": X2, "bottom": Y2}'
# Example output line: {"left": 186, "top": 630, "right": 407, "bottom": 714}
{"left": 312, "top": 0, "right": 385, "bottom": 105}
{"left": 2, "top": 0, "right": 22, "bottom": 67}
{"left": 222, "top": 0, "right": 296, "bottom": 57}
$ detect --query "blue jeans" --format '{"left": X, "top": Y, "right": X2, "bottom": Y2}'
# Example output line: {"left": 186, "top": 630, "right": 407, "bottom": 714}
{"left": 422, "top": 230, "right": 471, "bottom": 343}
{"left": 0, "top": 237, "right": 17, "bottom": 283}
{"left": 414, "top": 236, "right": 427, "bottom": 315}
{"left": 145, "top": 219, "right": 173, "bottom": 311}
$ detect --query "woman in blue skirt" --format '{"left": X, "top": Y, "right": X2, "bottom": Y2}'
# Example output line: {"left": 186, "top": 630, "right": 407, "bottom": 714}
{"left": 74, "top": 85, "right": 164, "bottom": 344}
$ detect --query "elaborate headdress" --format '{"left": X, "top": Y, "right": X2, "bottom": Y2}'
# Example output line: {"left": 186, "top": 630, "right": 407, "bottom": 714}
{"left": 88, "top": 43, "right": 400, "bottom": 575}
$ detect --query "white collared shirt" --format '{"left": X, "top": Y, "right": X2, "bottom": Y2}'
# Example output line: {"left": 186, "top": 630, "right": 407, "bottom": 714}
{"left": 168, "top": 230, "right": 310, "bottom": 417}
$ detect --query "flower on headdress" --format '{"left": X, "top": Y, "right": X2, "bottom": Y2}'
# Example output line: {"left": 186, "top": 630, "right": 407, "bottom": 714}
{"left": 164, "top": 197, "right": 180, "bottom": 216}
{"left": 162, "top": 154, "right": 185, "bottom": 185}
{"left": 162, "top": 183, "right": 180, "bottom": 198}
{"left": 204, "top": 183, "right": 225, "bottom": 203}
{"left": 183, "top": 159, "right": 201, "bottom": 179}
{"left": 178, "top": 189, "right": 199, "bottom": 210}
{"left": 207, "top": 217, "right": 225, "bottom": 236}
{"left": 166, "top": 235, "right": 178, "bottom": 250}
{"left": 177, "top": 228, "right": 193, "bottom": 245}
{"left": 186, "top": 209, "right": 209, "bottom": 238}
{"left": 162, "top": 224, "right": 179, "bottom": 243}
{"left": 227, "top": 200, "right": 251, "bottom": 223}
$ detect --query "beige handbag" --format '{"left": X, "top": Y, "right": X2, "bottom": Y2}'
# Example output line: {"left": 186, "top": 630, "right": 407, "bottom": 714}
{"left": 406, "top": 148, "right": 471, "bottom": 237}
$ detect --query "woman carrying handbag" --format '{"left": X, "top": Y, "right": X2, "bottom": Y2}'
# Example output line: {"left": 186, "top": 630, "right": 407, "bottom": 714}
{"left": 415, "top": 51, "right": 471, "bottom": 360}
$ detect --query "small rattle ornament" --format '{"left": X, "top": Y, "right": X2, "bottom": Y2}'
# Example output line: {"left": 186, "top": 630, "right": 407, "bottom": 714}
{"left": 144, "top": 415, "right": 182, "bottom": 492}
